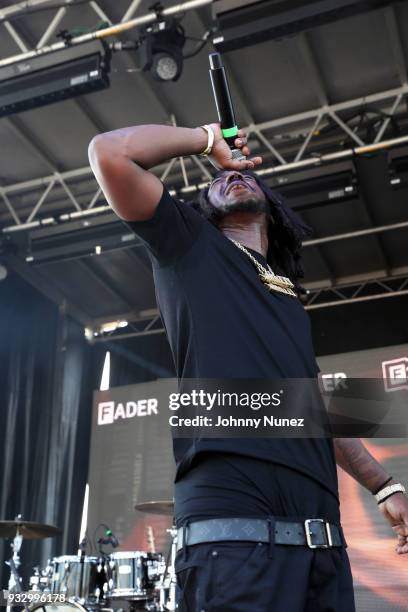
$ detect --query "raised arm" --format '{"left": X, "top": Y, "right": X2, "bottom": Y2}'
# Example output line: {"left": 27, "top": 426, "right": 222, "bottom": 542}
{"left": 88, "top": 123, "right": 261, "bottom": 222}
{"left": 334, "top": 438, "right": 408, "bottom": 554}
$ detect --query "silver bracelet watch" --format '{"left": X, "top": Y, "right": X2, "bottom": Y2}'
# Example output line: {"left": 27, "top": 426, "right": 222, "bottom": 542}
{"left": 375, "top": 483, "right": 406, "bottom": 504}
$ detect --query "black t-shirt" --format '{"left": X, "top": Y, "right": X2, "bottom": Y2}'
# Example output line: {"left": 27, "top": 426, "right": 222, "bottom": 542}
{"left": 127, "top": 186, "right": 338, "bottom": 499}
{"left": 174, "top": 453, "right": 340, "bottom": 526}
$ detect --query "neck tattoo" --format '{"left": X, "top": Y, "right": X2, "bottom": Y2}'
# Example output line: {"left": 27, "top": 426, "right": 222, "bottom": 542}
{"left": 230, "top": 239, "right": 298, "bottom": 298}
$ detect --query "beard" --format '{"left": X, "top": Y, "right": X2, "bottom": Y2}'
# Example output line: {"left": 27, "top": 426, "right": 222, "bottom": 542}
{"left": 212, "top": 196, "right": 271, "bottom": 219}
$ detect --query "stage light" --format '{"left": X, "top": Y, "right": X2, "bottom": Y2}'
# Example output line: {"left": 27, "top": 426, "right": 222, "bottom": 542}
{"left": 152, "top": 52, "right": 179, "bottom": 81}
{"left": 0, "top": 40, "right": 110, "bottom": 118}
{"left": 100, "top": 320, "right": 128, "bottom": 334}
{"left": 141, "top": 18, "right": 186, "bottom": 82}
{"left": 0, "top": 264, "right": 7, "bottom": 281}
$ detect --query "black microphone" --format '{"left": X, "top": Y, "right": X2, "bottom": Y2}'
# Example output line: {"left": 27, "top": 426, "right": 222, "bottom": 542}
{"left": 208, "top": 52, "right": 245, "bottom": 161}
{"left": 98, "top": 529, "right": 119, "bottom": 548}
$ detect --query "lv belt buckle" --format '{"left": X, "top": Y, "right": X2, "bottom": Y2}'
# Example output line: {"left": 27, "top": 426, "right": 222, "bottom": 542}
{"left": 304, "top": 519, "right": 333, "bottom": 548}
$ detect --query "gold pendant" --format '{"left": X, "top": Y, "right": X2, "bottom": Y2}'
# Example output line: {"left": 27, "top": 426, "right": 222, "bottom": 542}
{"left": 260, "top": 272, "right": 297, "bottom": 297}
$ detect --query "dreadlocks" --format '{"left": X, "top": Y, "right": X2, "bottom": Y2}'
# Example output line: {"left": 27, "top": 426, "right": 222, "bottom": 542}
{"left": 188, "top": 171, "right": 313, "bottom": 293}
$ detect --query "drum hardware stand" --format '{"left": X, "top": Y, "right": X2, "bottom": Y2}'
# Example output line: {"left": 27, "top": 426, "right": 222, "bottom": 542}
{"left": 5, "top": 518, "right": 29, "bottom": 612}
{"left": 78, "top": 549, "right": 86, "bottom": 604}
{"left": 156, "top": 526, "right": 177, "bottom": 612}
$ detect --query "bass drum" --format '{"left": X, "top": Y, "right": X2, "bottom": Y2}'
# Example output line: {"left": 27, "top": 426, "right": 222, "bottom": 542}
{"left": 29, "top": 599, "right": 155, "bottom": 612}
{"left": 29, "top": 600, "right": 88, "bottom": 612}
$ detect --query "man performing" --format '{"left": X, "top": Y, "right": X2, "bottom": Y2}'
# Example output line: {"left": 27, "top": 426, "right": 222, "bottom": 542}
{"left": 89, "top": 122, "right": 408, "bottom": 611}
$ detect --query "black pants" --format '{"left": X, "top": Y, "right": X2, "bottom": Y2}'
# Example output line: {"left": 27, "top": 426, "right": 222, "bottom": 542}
{"left": 175, "top": 540, "right": 355, "bottom": 612}
{"left": 175, "top": 453, "right": 355, "bottom": 611}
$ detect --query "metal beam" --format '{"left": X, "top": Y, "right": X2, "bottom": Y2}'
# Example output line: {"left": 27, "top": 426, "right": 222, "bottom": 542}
{"left": 92, "top": 327, "right": 165, "bottom": 341}
{"left": 5, "top": 117, "right": 85, "bottom": 217}
{"left": 3, "top": 20, "right": 29, "bottom": 51}
{"left": 26, "top": 177, "right": 56, "bottom": 223}
{"left": 4, "top": 130, "right": 408, "bottom": 230}
{"left": 374, "top": 92, "right": 403, "bottom": 143}
{"left": 0, "top": 18, "right": 113, "bottom": 221}
{"left": 121, "top": 0, "right": 143, "bottom": 23}
{"left": 305, "top": 288, "right": 408, "bottom": 309}
{"left": 294, "top": 113, "right": 323, "bottom": 162}
{"left": 36, "top": 7, "right": 67, "bottom": 48}
{"left": 88, "top": 272, "right": 408, "bottom": 340}
{"left": 253, "top": 85, "right": 408, "bottom": 133}
{"left": 328, "top": 110, "right": 365, "bottom": 147}
{"left": 0, "top": 0, "right": 214, "bottom": 68}
{"left": 91, "top": 286, "right": 408, "bottom": 340}
{"left": 303, "top": 219, "right": 408, "bottom": 247}
{"left": 0, "top": 0, "right": 73, "bottom": 21}
{"left": 89, "top": 1, "right": 112, "bottom": 25}
{"left": 0, "top": 189, "right": 21, "bottom": 225}
{"left": 3, "top": 73, "right": 408, "bottom": 230}
{"left": 2, "top": 166, "right": 91, "bottom": 196}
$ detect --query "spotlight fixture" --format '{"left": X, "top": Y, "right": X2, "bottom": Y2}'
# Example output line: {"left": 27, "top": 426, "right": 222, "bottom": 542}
{"left": 141, "top": 18, "right": 186, "bottom": 82}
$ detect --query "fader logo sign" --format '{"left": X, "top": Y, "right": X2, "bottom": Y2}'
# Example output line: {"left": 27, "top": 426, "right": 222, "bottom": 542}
{"left": 98, "top": 401, "right": 115, "bottom": 424}
{"left": 97, "top": 399, "right": 158, "bottom": 425}
{"left": 382, "top": 357, "right": 408, "bottom": 392}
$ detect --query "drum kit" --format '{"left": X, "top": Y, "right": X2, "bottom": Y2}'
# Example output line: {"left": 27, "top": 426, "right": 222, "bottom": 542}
{"left": 1, "top": 502, "right": 178, "bottom": 612}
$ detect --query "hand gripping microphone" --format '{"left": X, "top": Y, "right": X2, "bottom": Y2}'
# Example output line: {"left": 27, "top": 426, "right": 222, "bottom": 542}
{"left": 208, "top": 52, "right": 246, "bottom": 161}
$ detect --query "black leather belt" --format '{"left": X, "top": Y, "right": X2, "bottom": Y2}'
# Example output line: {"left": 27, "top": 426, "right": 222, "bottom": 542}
{"left": 176, "top": 517, "right": 346, "bottom": 551}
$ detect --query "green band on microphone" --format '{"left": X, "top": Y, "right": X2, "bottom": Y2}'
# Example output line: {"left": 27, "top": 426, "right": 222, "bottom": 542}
{"left": 222, "top": 126, "right": 239, "bottom": 138}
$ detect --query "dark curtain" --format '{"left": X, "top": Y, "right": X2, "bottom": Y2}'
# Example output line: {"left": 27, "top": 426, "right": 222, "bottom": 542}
{"left": 0, "top": 271, "right": 174, "bottom": 590}
{"left": 0, "top": 273, "right": 104, "bottom": 588}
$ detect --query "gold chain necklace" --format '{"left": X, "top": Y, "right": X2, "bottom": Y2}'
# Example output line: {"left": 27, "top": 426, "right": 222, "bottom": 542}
{"left": 230, "top": 239, "right": 298, "bottom": 298}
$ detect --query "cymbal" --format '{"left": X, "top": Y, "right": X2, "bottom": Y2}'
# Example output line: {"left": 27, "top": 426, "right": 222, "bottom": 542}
{"left": 135, "top": 501, "right": 174, "bottom": 516}
{"left": 0, "top": 520, "right": 61, "bottom": 540}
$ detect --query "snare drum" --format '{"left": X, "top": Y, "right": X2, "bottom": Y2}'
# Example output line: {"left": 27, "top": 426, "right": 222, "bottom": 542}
{"left": 50, "top": 555, "right": 106, "bottom": 603}
{"left": 107, "top": 551, "right": 164, "bottom": 601}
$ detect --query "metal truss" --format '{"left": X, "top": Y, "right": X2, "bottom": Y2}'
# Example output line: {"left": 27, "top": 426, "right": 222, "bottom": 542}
{"left": 303, "top": 273, "right": 408, "bottom": 310}
{"left": 0, "top": 1, "right": 145, "bottom": 50}
{"left": 0, "top": 0, "right": 406, "bottom": 347}
{"left": 0, "top": 0, "right": 212, "bottom": 61}
{"left": 2, "top": 94, "right": 408, "bottom": 232}
{"left": 90, "top": 310, "right": 165, "bottom": 342}
{"left": 1, "top": 1, "right": 408, "bottom": 228}
{"left": 88, "top": 272, "right": 408, "bottom": 342}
